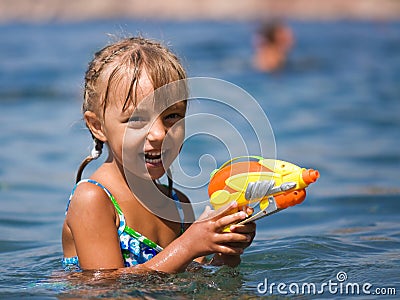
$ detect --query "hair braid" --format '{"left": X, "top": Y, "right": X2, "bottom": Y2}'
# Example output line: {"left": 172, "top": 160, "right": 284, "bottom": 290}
{"left": 75, "top": 138, "right": 104, "bottom": 183}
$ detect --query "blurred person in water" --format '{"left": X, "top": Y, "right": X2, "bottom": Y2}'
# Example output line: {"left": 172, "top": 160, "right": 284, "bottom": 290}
{"left": 253, "top": 20, "right": 294, "bottom": 72}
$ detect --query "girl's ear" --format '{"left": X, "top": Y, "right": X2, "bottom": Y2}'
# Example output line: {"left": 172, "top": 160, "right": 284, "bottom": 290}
{"left": 84, "top": 111, "right": 107, "bottom": 142}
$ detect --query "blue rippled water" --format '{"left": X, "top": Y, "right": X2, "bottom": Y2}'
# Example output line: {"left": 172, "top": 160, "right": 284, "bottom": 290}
{"left": 0, "top": 20, "right": 399, "bottom": 299}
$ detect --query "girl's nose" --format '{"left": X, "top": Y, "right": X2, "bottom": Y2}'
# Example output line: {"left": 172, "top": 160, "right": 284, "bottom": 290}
{"left": 147, "top": 118, "right": 166, "bottom": 142}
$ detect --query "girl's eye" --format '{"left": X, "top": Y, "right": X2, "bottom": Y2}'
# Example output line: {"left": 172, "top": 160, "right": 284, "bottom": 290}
{"left": 166, "top": 113, "right": 180, "bottom": 120}
{"left": 164, "top": 113, "right": 184, "bottom": 125}
{"left": 129, "top": 116, "right": 144, "bottom": 122}
{"left": 127, "top": 116, "right": 148, "bottom": 128}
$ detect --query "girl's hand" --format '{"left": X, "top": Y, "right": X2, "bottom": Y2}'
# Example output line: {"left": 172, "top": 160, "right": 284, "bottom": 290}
{"left": 226, "top": 205, "right": 256, "bottom": 250}
{"left": 181, "top": 201, "right": 251, "bottom": 258}
{"left": 141, "top": 202, "right": 253, "bottom": 273}
{"left": 228, "top": 221, "right": 256, "bottom": 249}
{"left": 208, "top": 205, "right": 256, "bottom": 267}
{"left": 210, "top": 221, "right": 256, "bottom": 267}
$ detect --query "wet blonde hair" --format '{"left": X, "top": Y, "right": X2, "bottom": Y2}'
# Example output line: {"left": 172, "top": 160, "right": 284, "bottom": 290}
{"left": 76, "top": 36, "right": 187, "bottom": 183}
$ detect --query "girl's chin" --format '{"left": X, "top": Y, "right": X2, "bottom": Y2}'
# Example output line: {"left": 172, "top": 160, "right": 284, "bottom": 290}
{"left": 123, "top": 164, "right": 165, "bottom": 180}
{"left": 146, "top": 164, "right": 166, "bottom": 179}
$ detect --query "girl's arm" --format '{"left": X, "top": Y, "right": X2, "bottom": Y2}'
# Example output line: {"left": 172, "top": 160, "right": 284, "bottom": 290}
{"left": 65, "top": 183, "right": 126, "bottom": 270}
{"left": 138, "top": 203, "right": 251, "bottom": 273}
{"left": 67, "top": 184, "right": 250, "bottom": 273}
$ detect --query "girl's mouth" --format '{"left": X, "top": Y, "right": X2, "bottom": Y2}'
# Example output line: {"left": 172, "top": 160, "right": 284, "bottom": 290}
{"left": 144, "top": 151, "right": 163, "bottom": 165}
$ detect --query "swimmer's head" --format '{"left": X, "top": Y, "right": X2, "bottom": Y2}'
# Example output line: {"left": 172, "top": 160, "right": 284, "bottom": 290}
{"left": 257, "top": 21, "right": 294, "bottom": 51}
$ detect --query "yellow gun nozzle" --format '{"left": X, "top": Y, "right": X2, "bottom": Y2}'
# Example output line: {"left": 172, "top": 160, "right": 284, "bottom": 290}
{"left": 302, "top": 169, "right": 320, "bottom": 184}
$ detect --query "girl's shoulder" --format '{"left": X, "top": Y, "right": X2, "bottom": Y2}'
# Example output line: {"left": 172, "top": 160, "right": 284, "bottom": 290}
{"left": 67, "top": 179, "right": 117, "bottom": 221}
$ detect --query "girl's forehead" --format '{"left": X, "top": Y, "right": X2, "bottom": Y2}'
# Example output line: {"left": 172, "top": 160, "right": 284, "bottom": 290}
{"left": 109, "top": 70, "right": 154, "bottom": 111}
{"left": 136, "top": 71, "right": 155, "bottom": 97}
{"left": 126, "top": 98, "right": 186, "bottom": 116}
{"left": 107, "top": 68, "right": 187, "bottom": 117}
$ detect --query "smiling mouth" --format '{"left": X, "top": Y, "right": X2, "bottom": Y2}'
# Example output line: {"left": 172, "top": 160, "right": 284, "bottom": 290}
{"left": 144, "top": 151, "right": 163, "bottom": 165}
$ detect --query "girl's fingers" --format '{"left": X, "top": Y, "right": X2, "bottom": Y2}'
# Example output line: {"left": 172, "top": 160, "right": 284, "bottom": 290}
{"left": 215, "top": 210, "right": 247, "bottom": 230}
{"left": 229, "top": 222, "right": 256, "bottom": 233}
{"left": 238, "top": 206, "right": 254, "bottom": 216}
{"left": 197, "top": 201, "right": 238, "bottom": 222}
{"left": 213, "top": 201, "right": 238, "bottom": 217}
{"left": 214, "top": 244, "right": 244, "bottom": 255}
{"left": 197, "top": 205, "right": 212, "bottom": 221}
{"left": 215, "top": 232, "right": 251, "bottom": 244}
{"left": 246, "top": 206, "right": 254, "bottom": 215}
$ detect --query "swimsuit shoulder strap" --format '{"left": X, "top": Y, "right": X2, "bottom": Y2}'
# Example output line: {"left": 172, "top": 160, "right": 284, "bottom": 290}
{"left": 170, "top": 188, "right": 185, "bottom": 234}
{"left": 65, "top": 179, "right": 124, "bottom": 216}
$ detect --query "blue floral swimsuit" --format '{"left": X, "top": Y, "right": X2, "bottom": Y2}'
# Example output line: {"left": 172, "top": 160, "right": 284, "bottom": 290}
{"left": 62, "top": 179, "right": 185, "bottom": 271}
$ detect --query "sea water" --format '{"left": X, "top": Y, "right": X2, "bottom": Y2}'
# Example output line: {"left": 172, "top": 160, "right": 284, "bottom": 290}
{"left": 0, "top": 20, "right": 399, "bottom": 299}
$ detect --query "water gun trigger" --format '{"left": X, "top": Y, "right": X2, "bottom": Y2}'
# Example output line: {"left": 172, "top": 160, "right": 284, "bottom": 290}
{"left": 237, "top": 197, "right": 279, "bottom": 225}
{"left": 259, "top": 197, "right": 272, "bottom": 211}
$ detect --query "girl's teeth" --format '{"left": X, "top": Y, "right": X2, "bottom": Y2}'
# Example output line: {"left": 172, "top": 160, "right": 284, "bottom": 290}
{"left": 144, "top": 151, "right": 163, "bottom": 164}
{"left": 145, "top": 151, "right": 161, "bottom": 157}
{"left": 145, "top": 158, "right": 162, "bottom": 163}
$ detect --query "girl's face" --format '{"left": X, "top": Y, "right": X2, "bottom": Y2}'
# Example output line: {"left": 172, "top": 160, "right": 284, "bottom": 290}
{"left": 102, "top": 70, "right": 186, "bottom": 180}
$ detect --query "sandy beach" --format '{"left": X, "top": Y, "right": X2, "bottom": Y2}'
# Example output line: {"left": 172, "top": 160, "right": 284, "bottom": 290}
{"left": 0, "top": 0, "right": 399, "bottom": 22}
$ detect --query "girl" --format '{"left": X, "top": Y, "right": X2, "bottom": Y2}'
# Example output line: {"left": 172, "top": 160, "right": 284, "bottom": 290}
{"left": 62, "top": 36, "right": 256, "bottom": 273}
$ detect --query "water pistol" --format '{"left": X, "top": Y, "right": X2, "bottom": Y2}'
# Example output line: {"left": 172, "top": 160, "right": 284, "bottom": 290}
{"left": 208, "top": 156, "right": 319, "bottom": 230}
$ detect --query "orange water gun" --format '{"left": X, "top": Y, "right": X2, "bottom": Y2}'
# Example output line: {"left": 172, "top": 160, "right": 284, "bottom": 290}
{"left": 208, "top": 156, "right": 319, "bottom": 228}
